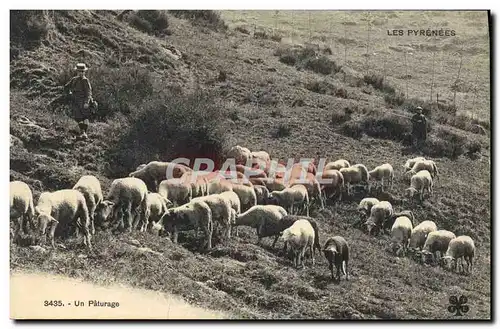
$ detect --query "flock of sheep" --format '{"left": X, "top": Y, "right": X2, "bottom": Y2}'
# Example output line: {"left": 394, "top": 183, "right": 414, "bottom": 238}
{"left": 10, "top": 146, "right": 476, "bottom": 282}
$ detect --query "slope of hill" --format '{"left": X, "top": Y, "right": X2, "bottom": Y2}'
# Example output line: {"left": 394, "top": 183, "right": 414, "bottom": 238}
{"left": 9, "top": 10, "right": 491, "bottom": 319}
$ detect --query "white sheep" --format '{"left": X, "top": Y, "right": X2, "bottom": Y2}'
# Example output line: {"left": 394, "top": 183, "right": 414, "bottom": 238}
{"left": 191, "top": 194, "right": 233, "bottom": 240}
{"left": 158, "top": 178, "right": 192, "bottom": 207}
{"left": 391, "top": 216, "right": 413, "bottom": 256}
{"left": 10, "top": 181, "right": 35, "bottom": 236}
{"left": 405, "top": 170, "right": 433, "bottom": 202}
{"left": 408, "top": 220, "right": 438, "bottom": 251}
{"left": 440, "top": 236, "right": 475, "bottom": 274}
{"left": 419, "top": 230, "right": 456, "bottom": 265}
{"left": 324, "top": 159, "right": 350, "bottom": 171}
{"left": 269, "top": 184, "right": 309, "bottom": 216}
{"left": 95, "top": 177, "right": 148, "bottom": 233}
{"left": 405, "top": 159, "right": 439, "bottom": 181}
{"left": 403, "top": 157, "right": 426, "bottom": 172}
{"left": 35, "top": 189, "right": 92, "bottom": 250}
{"left": 72, "top": 175, "right": 103, "bottom": 235}
{"left": 143, "top": 192, "right": 171, "bottom": 232}
{"left": 220, "top": 190, "right": 241, "bottom": 236}
{"left": 180, "top": 171, "right": 208, "bottom": 198}
{"left": 319, "top": 169, "right": 344, "bottom": 202}
{"left": 161, "top": 200, "right": 213, "bottom": 250}
{"left": 207, "top": 179, "right": 234, "bottom": 195}
{"left": 231, "top": 183, "right": 257, "bottom": 212}
{"left": 226, "top": 145, "right": 252, "bottom": 165}
{"left": 289, "top": 174, "right": 323, "bottom": 210}
{"left": 282, "top": 219, "right": 315, "bottom": 268}
{"left": 339, "top": 164, "right": 370, "bottom": 195}
{"left": 250, "top": 150, "right": 271, "bottom": 165}
{"left": 234, "top": 205, "right": 288, "bottom": 245}
{"left": 357, "top": 197, "right": 380, "bottom": 218}
{"left": 129, "top": 161, "right": 192, "bottom": 191}
{"left": 368, "top": 163, "right": 394, "bottom": 191}
{"left": 253, "top": 185, "right": 270, "bottom": 205}
{"left": 364, "top": 201, "right": 393, "bottom": 235}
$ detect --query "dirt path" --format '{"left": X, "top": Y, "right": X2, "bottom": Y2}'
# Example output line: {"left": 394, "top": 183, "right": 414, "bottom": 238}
{"left": 10, "top": 271, "right": 226, "bottom": 319}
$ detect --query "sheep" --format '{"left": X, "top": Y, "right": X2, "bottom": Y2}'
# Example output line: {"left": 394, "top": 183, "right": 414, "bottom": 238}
{"left": 390, "top": 216, "right": 413, "bottom": 256}
{"left": 250, "top": 151, "right": 271, "bottom": 165}
{"left": 319, "top": 169, "right": 344, "bottom": 203}
{"left": 35, "top": 189, "right": 92, "bottom": 250}
{"left": 324, "top": 159, "right": 350, "bottom": 171}
{"left": 281, "top": 219, "right": 315, "bottom": 268}
{"left": 235, "top": 164, "right": 267, "bottom": 179}
{"left": 250, "top": 177, "right": 287, "bottom": 192}
{"left": 364, "top": 201, "right": 393, "bottom": 235}
{"left": 408, "top": 220, "right": 438, "bottom": 252}
{"left": 226, "top": 145, "right": 252, "bottom": 165}
{"left": 289, "top": 173, "right": 323, "bottom": 210}
{"left": 72, "top": 175, "right": 103, "bottom": 235}
{"left": 180, "top": 171, "right": 209, "bottom": 198}
{"left": 129, "top": 161, "right": 192, "bottom": 191}
{"left": 95, "top": 177, "right": 148, "bottom": 233}
{"left": 143, "top": 192, "right": 171, "bottom": 232}
{"left": 231, "top": 183, "right": 257, "bottom": 212}
{"left": 220, "top": 191, "right": 241, "bottom": 236}
{"left": 339, "top": 164, "right": 370, "bottom": 195}
{"left": 233, "top": 205, "right": 288, "bottom": 245}
{"left": 161, "top": 201, "right": 213, "bottom": 250}
{"left": 280, "top": 215, "right": 321, "bottom": 254}
{"left": 322, "top": 236, "right": 349, "bottom": 282}
{"left": 405, "top": 170, "right": 433, "bottom": 202}
{"left": 440, "top": 236, "right": 475, "bottom": 274}
{"left": 253, "top": 185, "right": 270, "bottom": 205}
{"left": 368, "top": 163, "right": 394, "bottom": 191}
{"left": 268, "top": 184, "right": 310, "bottom": 216}
{"left": 357, "top": 198, "right": 380, "bottom": 219}
{"left": 191, "top": 194, "right": 233, "bottom": 240}
{"left": 207, "top": 179, "right": 234, "bottom": 195}
{"left": 158, "top": 178, "right": 192, "bottom": 207}
{"left": 10, "top": 181, "right": 35, "bottom": 236}
{"left": 391, "top": 210, "right": 416, "bottom": 227}
{"left": 419, "top": 230, "right": 456, "bottom": 265}
{"left": 405, "top": 159, "right": 439, "bottom": 182}
{"left": 403, "top": 157, "right": 426, "bottom": 172}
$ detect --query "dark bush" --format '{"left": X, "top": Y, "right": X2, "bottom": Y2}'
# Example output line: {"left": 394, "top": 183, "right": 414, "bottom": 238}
{"left": 466, "top": 140, "right": 482, "bottom": 155}
{"left": 169, "top": 10, "right": 227, "bottom": 31}
{"left": 274, "top": 124, "right": 291, "bottom": 138}
{"left": 235, "top": 26, "right": 250, "bottom": 35}
{"left": 274, "top": 46, "right": 341, "bottom": 75}
{"left": 363, "top": 74, "right": 395, "bottom": 94}
{"left": 357, "top": 113, "right": 410, "bottom": 141}
{"left": 10, "top": 10, "right": 49, "bottom": 49}
{"left": 339, "top": 121, "right": 363, "bottom": 139}
{"left": 136, "top": 10, "right": 169, "bottom": 35}
{"left": 384, "top": 92, "right": 405, "bottom": 107}
{"left": 304, "top": 56, "right": 341, "bottom": 75}
{"left": 127, "top": 14, "right": 153, "bottom": 34}
{"left": 421, "top": 127, "right": 467, "bottom": 159}
{"left": 330, "top": 108, "right": 351, "bottom": 126}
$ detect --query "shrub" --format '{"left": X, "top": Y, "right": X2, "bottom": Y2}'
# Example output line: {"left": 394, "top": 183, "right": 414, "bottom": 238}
{"left": 330, "top": 108, "right": 351, "bottom": 126}
{"left": 169, "top": 10, "right": 227, "bottom": 31}
{"left": 274, "top": 124, "right": 291, "bottom": 138}
{"left": 235, "top": 26, "right": 250, "bottom": 35}
{"left": 384, "top": 92, "right": 405, "bottom": 107}
{"left": 360, "top": 113, "right": 411, "bottom": 141}
{"left": 136, "top": 10, "right": 169, "bottom": 35}
{"left": 363, "top": 74, "right": 395, "bottom": 94}
{"left": 274, "top": 45, "right": 341, "bottom": 75}
{"left": 421, "top": 127, "right": 467, "bottom": 159}
{"left": 466, "top": 140, "right": 482, "bottom": 155}
{"left": 10, "top": 10, "right": 50, "bottom": 49}
{"left": 339, "top": 121, "right": 363, "bottom": 139}
{"left": 127, "top": 14, "right": 153, "bottom": 34}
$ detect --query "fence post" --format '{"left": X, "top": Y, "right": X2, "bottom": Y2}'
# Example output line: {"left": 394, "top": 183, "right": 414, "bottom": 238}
{"left": 365, "top": 14, "right": 371, "bottom": 75}
{"left": 308, "top": 11, "right": 312, "bottom": 42}
{"left": 343, "top": 12, "right": 348, "bottom": 82}
{"left": 430, "top": 50, "right": 436, "bottom": 102}
{"left": 403, "top": 51, "right": 409, "bottom": 99}
{"left": 453, "top": 46, "right": 464, "bottom": 110}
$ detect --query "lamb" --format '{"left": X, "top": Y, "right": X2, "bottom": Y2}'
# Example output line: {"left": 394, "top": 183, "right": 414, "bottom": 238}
{"left": 281, "top": 219, "right": 315, "bottom": 268}
{"left": 268, "top": 184, "right": 310, "bottom": 216}
{"left": 405, "top": 170, "right": 433, "bottom": 202}
{"left": 129, "top": 161, "right": 193, "bottom": 191}
{"left": 191, "top": 194, "right": 233, "bottom": 240}
{"left": 322, "top": 236, "right": 349, "bottom": 282}
{"left": 35, "top": 189, "right": 92, "bottom": 250}
{"left": 72, "top": 175, "right": 103, "bottom": 235}
{"left": 95, "top": 177, "right": 148, "bottom": 233}
{"left": 233, "top": 205, "right": 288, "bottom": 245}
{"left": 161, "top": 201, "right": 213, "bottom": 250}
{"left": 143, "top": 192, "right": 171, "bottom": 232}
{"left": 253, "top": 185, "right": 270, "bottom": 205}
{"left": 419, "top": 230, "right": 456, "bottom": 265}
{"left": 226, "top": 145, "right": 252, "bottom": 165}
{"left": 440, "top": 235, "right": 475, "bottom": 274}
{"left": 390, "top": 216, "right": 413, "bottom": 256}
{"left": 368, "top": 163, "right": 394, "bottom": 191}
{"left": 158, "top": 178, "right": 192, "bottom": 207}
{"left": 324, "top": 159, "right": 350, "bottom": 171}
{"left": 408, "top": 220, "right": 438, "bottom": 251}
{"left": 10, "top": 181, "right": 35, "bottom": 236}
{"left": 319, "top": 169, "right": 344, "bottom": 202}
{"left": 231, "top": 183, "right": 257, "bottom": 212}
{"left": 339, "top": 164, "right": 370, "bottom": 195}
{"left": 403, "top": 157, "right": 426, "bottom": 172}
{"left": 364, "top": 201, "right": 393, "bottom": 235}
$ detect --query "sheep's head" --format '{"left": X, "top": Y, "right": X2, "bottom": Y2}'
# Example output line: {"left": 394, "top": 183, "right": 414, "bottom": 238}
{"left": 36, "top": 213, "right": 58, "bottom": 235}
{"left": 440, "top": 255, "right": 455, "bottom": 270}
{"left": 322, "top": 246, "right": 338, "bottom": 260}
{"left": 364, "top": 219, "right": 377, "bottom": 235}
{"left": 94, "top": 200, "right": 115, "bottom": 228}
{"left": 420, "top": 250, "right": 434, "bottom": 264}
{"left": 405, "top": 187, "right": 418, "bottom": 199}
{"left": 266, "top": 192, "right": 278, "bottom": 205}
{"left": 149, "top": 221, "right": 164, "bottom": 236}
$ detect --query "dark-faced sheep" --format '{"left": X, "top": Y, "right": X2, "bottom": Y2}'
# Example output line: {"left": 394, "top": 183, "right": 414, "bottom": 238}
{"left": 323, "top": 236, "right": 349, "bottom": 282}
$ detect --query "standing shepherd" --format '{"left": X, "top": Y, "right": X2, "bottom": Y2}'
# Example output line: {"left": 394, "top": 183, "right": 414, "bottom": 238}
{"left": 411, "top": 106, "right": 427, "bottom": 150}
{"left": 64, "top": 63, "right": 94, "bottom": 140}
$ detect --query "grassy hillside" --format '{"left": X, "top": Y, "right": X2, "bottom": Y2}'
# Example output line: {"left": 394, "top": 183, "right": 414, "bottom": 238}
{"left": 9, "top": 10, "right": 491, "bottom": 319}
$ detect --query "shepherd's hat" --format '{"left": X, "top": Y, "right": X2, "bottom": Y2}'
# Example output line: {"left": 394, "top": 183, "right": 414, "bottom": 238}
{"left": 416, "top": 106, "right": 423, "bottom": 112}
{"left": 74, "top": 63, "right": 88, "bottom": 71}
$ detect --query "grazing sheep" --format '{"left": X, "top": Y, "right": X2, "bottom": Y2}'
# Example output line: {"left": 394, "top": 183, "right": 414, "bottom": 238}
{"left": 357, "top": 198, "right": 380, "bottom": 219}
{"left": 403, "top": 157, "right": 426, "bottom": 172}
{"left": 408, "top": 220, "right": 438, "bottom": 251}
{"left": 235, "top": 164, "right": 267, "bottom": 179}
{"left": 282, "top": 219, "right": 316, "bottom": 268}
{"left": 72, "top": 175, "right": 103, "bottom": 235}
{"left": 280, "top": 216, "right": 321, "bottom": 254}
{"left": 143, "top": 192, "right": 171, "bottom": 232}
{"left": 95, "top": 177, "right": 148, "bottom": 233}
{"left": 231, "top": 183, "right": 257, "bottom": 212}
{"left": 227, "top": 145, "right": 252, "bottom": 165}
{"left": 419, "top": 230, "right": 456, "bottom": 265}
{"left": 391, "top": 216, "right": 413, "bottom": 256}
{"left": 158, "top": 178, "right": 192, "bottom": 207}
{"left": 391, "top": 210, "right": 416, "bottom": 227}
{"left": 324, "top": 159, "right": 350, "bottom": 171}
{"left": 322, "top": 236, "right": 349, "bottom": 282}
{"left": 368, "top": 163, "right": 394, "bottom": 191}
{"left": 340, "top": 164, "right": 370, "bottom": 195}
{"left": 191, "top": 194, "right": 233, "bottom": 240}
{"left": 35, "top": 189, "right": 92, "bottom": 250}
{"left": 289, "top": 173, "right": 323, "bottom": 210}
{"left": 250, "top": 177, "right": 287, "bottom": 192}
{"left": 220, "top": 191, "right": 241, "bottom": 236}
{"left": 440, "top": 236, "right": 475, "bottom": 274}
{"left": 207, "top": 179, "right": 234, "bottom": 195}
{"left": 364, "top": 201, "right": 393, "bottom": 235}
{"left": 250, "top": 151, "right": 271, "bottom": 165}
{"left": 405, "top": 170, "right": 433, "bottom": 202}
{"left": 320, "top": 169, "right": 344, "bottom": 202}
{"left": 10, "top": 181, "right": 35, "bottom": 236}
{"left": 269, "top": 184, "right": 310, "bottom": 216}
{"left": 253, "top": 185, "right": 270, "bottom": 205}
{"left": 129, "top": 161, "right": 193, "bottom": 191}
{"left": 161, "top": 201, "right": 213, "bottom": 250}
{"left": 405, "top": 159, "right": 439, "bottom": 181}
{"left": 180, "top": 171, "right": 209, "bottom": 198}
{"left": 234, "top": 205, "right": 288, "bottom": 245}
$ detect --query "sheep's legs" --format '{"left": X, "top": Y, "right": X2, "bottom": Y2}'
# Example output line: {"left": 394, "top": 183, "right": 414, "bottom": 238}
{"left": 329, "top": 262, "right": 335, "bottom": 280}
{"left": 272, "top": 235, "right": 279, "bottom": 248}
{"left": 344, "top": 260, "right": 349, "bottom": 280}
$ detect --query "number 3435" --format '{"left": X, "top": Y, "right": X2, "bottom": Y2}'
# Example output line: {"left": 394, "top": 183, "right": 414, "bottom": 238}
{"left": 44, "top": 300, "right": 64, "bottom": 307}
